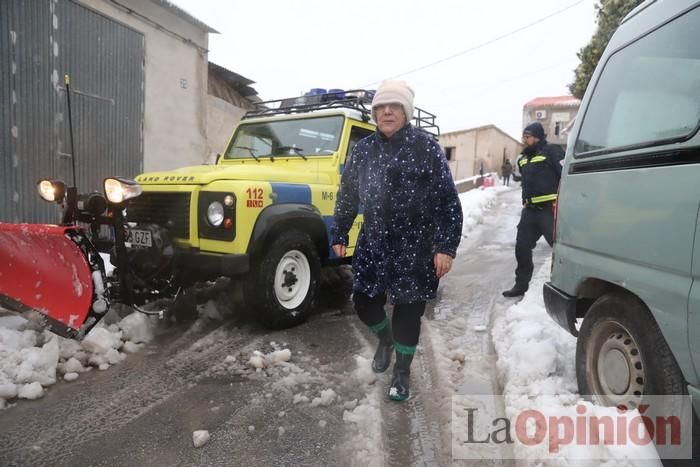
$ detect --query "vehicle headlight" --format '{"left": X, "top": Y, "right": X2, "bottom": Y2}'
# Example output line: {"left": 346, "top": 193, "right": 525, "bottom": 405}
{"left": 104, "top": 177, "right": 142, "bottom": 204}
{"left": 37, "top": 179, "right": 66, "bottom": 203}
{"left": 207, "top": 201, "right": 224, "bottom": 227}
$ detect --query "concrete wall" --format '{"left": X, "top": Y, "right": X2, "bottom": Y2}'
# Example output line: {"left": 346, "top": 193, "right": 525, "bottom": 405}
{"left": 205, "top": 95, "right": 246, "bottom": 164}
{"left": 440, "top": 125, "right": 522, "bottom": 180}
{"left": 78, "top": 0, "right": 209, "bottom": 171}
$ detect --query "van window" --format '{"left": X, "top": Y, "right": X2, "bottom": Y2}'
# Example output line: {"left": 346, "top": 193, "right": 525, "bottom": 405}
{"left": 574, "top": 7, "right": 700, "bottom": 156}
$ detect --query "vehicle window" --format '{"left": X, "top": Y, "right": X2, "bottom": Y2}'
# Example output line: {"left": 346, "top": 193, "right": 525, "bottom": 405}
{"left": 225, "top": 116, "right": 344, "bottom": 159}
{"left": 574, "top": 7, "right": 700, "bottom": 156}
{"left": 345, "top": 126, "right": 374, "bottom": 163}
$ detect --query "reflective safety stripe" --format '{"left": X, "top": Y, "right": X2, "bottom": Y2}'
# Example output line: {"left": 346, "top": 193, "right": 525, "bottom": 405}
{"left": 530, "top": 194, "right": 557, "bottom": 204}
{"left": 518, "top": 154, "right": 547, "bottom": 166}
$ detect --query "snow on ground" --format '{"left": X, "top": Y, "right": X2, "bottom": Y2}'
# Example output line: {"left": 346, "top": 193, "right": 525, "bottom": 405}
{"left": 458, "top": 177, "right": 510, "bottom": 236}
{"left": 489, "top": 262, "right": 663, "bottom": 466}
{"left": 423, "top": 185, "right": 666, "bottom": 465}
{"left": 0, "top": 311, "right": 156, "bottom": 409}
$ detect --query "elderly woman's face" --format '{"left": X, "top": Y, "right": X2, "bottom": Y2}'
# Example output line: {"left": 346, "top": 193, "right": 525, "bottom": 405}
{"left": 375, "top": 103, "right": 406, "bottom": 138}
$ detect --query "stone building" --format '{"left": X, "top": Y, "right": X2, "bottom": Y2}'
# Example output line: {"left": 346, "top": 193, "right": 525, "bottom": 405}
{"left": 1, "top": 0, "right": 257, "bottom": 222}
{"left": 522, "top": 96, "right": 580, "bottom": 149}
{"left": 439, "top": 125, "right": 522, "bottom": 181}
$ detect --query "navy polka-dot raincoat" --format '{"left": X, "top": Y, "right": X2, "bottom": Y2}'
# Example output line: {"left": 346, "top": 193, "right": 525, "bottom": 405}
{"left": 331, "top": 124, "right": 463, "bottom": 304}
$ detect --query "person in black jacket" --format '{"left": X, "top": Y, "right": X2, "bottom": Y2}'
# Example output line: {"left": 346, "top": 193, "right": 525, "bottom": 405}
{"left": 503, "top": 122, "right": 562, "bottom": 297}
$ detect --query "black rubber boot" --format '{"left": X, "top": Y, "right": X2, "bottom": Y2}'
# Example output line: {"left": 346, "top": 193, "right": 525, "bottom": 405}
{"left": 502, "top": 284, "right": 528, "bottom": 297}
{"left": 372, "top": 325, "right": 394, "bottom": 373}
{"left": 388, "top": 351, "right": 413, "bottom": 401}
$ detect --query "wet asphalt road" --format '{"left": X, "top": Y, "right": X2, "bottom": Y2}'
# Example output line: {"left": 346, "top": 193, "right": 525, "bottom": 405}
{"left": 0, "top": 187, "right": 550, "bottom": 466}
{"left": 0, "top": 275, "right": 369, "bottom": 467}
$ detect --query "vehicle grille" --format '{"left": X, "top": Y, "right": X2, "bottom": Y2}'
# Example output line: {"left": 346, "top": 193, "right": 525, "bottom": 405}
{"left": 126, "top": 192, "right": 191, "bottom": 239}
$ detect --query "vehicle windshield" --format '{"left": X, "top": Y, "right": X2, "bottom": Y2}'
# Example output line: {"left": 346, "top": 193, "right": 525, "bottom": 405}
{"left": 225, "top": 115, "right": 344, "bottom": 160}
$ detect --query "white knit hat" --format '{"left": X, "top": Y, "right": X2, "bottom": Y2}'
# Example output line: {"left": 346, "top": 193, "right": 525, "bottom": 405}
{"left": 371, "top": 80, "right": 415, "bottom": 123}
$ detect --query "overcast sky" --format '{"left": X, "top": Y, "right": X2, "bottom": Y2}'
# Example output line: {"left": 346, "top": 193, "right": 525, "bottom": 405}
{"left": 171, "top": 0, "right": 598, "bottom": 139}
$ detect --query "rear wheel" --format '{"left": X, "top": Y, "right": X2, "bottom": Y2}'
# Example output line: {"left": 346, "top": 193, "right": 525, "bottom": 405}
{"left": 577, "top": 292, "right": 685, "bottom": 406}
{"left": 577, "top": 293, "right": 699, "bottom": 464}
{"left": 246, "top": 230, "right": 320, "bottom": 329}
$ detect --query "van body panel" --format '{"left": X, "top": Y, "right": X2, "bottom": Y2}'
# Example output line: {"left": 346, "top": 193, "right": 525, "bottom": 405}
{"left": 689, "top": 210, "right": 700, "bottom": 380}
{"left": 557, "top": 164, "right": 699, "bottom": 275}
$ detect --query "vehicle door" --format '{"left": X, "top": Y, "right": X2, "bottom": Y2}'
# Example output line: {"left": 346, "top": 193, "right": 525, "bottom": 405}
{"left": 342, "top": 125, "right": 373, "bottom": 253}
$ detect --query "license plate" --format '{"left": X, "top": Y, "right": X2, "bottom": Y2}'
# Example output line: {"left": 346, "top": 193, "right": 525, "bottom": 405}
{"left": 126, "top": 228, "right": 152, "bottom": 248}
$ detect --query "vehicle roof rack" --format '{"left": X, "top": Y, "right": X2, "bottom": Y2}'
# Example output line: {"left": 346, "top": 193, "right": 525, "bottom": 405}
{"left": 243, "top": 89, "right": 440, "bottom": 136}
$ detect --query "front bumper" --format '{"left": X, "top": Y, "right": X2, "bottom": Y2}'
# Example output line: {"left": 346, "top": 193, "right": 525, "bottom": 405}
{"left": 174, "top": 250, "right": 249, "bottom": 277}
{"left": 543, "top": 282, "right": 578, "bottom": 336}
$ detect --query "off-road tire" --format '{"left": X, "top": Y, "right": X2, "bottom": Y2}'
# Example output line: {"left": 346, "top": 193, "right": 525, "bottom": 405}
{"left": 246, "top": 230, "right": 321, "bottom": 329}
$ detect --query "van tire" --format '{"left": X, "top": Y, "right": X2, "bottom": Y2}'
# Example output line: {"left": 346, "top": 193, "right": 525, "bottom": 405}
{"left": 576, "top": 292, "right": 686, "bottom": 406}
{"left": 245, "top": 230, "right": 320, "bottom": 329}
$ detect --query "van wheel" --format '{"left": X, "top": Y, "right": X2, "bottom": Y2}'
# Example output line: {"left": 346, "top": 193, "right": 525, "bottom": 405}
{"left": 576, "top": 292, "right": 686, "bottom": 407}
{"left": 246, "top": 230, "right": 320, "bottom": 329}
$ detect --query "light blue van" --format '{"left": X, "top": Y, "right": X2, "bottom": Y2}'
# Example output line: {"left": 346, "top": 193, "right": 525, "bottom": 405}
{"left": 543, "top": 0, "right": 700, "bottom": 456}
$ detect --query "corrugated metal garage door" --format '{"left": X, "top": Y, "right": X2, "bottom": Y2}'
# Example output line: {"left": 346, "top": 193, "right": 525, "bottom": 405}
{"left": 0, "top": 0, "right": 144, "bottom": 223}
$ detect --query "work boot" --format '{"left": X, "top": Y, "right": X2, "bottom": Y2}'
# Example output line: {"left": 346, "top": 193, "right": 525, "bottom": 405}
{"left": 502, "top": 284, "right": 528, "bottom": 298}
{"left": 388, "top": 351, "right": 414, "bottom": 402}
{"left": 372, "top": 324, "right": 394, "bottom": 373}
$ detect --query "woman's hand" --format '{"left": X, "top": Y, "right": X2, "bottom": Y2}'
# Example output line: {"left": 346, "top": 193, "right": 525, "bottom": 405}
{"left": 434, "top": 253, "right": 453, "bottom": 278}
{"left": 332, "top": 244, "right": 347, "bottom": 257}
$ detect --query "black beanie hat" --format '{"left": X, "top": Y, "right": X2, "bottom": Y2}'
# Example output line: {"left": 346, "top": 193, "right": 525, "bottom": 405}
{"left": 523, "top": 122, "right": 545, "bottom": 140}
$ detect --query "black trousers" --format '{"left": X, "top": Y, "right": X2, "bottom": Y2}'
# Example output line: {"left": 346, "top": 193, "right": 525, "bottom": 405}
{"left": 514, "top": 204, "right": 554, "bottom": 288}
{"left": 353, "top": 292, "right": 426, "bottom": 347}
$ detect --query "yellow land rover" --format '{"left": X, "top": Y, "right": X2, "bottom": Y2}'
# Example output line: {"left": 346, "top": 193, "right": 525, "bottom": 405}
{"left": 123, "top": 90, "right": 438, "bottom": 328}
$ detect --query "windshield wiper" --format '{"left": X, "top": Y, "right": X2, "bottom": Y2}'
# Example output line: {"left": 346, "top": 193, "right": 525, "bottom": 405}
{"left": 277, "top": 146, "right": 308, "bottom": 160}
{"left": 233, "top": 145, "right": 261, "bottom": 162}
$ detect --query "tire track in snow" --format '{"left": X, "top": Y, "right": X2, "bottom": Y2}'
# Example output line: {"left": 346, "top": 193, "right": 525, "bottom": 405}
{"left": 0, "top": 321, "right": 262, "bottom": 466}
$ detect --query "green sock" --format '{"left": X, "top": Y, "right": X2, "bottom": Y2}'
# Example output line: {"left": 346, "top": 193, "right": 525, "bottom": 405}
{"left": 394, "top": 342, "right": 417, "bottom": 355}
{"left": 368, "top": 316, "right": 389, "bottom": 334}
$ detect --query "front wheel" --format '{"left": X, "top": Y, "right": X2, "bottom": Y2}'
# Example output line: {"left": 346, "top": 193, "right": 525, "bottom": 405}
{"left": 246, "top": 230, "right": 321, "bottom": 329}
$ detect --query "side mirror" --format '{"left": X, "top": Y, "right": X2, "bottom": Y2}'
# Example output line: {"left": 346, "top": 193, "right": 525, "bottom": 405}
{"left": 215, "top": 153, "right": 222, "bottom": 164}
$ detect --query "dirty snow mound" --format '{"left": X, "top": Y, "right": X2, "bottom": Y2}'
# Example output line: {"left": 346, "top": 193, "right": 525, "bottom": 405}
{"left": 192, "top": 430, "right": 210, "bottom": 448}
{"left": 311, "top": 388, "right": 336, "bottom": 407}
{"left": 0, "top": 311, "right": 154, "bottom": 409}
{"left": 351, "top": 355, "right": 376, "bottom": 386}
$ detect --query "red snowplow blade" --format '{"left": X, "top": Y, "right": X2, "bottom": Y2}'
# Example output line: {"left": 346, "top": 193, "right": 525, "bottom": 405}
{"left": 0, "top": 223, "right": 96, "bottom": 337}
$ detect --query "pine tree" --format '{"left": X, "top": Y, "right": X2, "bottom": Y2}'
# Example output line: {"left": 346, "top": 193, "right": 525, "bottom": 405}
{"left": 569, "top": 0, "right": 644, "bottom": 99}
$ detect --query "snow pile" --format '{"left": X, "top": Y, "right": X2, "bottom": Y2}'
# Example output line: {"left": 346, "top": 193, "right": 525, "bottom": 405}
{"left": 192, "top": 430, "right": 210, "bottom": 448}
{"left": 458, "top": 185, "right": 507, "bottom": 234}
{"left": 0, "top": 311, "right": 155, "bottom": 409}
{"left": 310, "top": 388, "right": 336, "bottom": 407}
{"left": 351, "top": 355, "right": 376, "bottom": 386}
{"left": 247, "top": 348, "right": 292, "bottom": 370}
{"left": 491, "top": 261, "right": 662, "bottom": 465}
{"left": 342, "top": 395, "right": 384, "bottom": 467}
